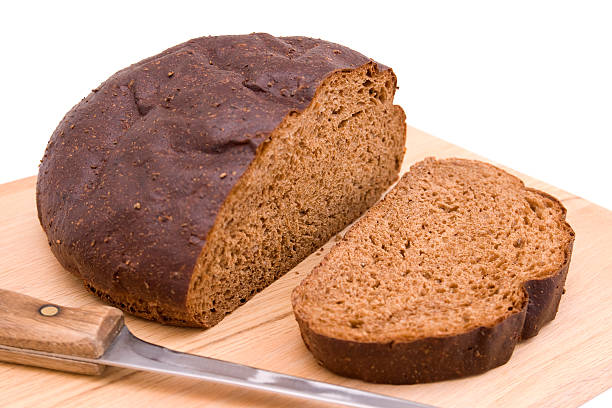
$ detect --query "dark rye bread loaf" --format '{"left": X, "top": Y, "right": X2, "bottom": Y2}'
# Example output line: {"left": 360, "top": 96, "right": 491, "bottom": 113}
{"left": 37, "top": 33, "right": 406, "bottom": 327}
{"left": 292, "top": 158, "right": 574, "bottom": 384}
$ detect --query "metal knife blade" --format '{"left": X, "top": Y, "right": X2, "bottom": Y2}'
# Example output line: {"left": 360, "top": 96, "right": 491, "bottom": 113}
{"left": 5, "top": 326, "right": 435, "bottom": 408}
{"left": 0, "top": 288, "right": 435, "bottom": 407}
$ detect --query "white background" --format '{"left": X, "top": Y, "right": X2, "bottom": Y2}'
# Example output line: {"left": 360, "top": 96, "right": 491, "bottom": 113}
{"left": 1, "top": 1, "right": 610, "bottom": 406}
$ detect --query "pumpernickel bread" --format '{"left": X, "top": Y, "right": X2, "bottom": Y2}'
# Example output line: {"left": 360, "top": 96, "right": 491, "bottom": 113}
{"left": 37, "top": 33, "right": 406, "bottom": 327}
{"left": 292, "top": 158, "right": 574, "bottom": 384}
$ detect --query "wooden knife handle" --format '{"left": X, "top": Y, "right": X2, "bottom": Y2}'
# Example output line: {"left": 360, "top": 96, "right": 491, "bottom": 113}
{"left": 0, "top": 288, "right": 124, "bottom": 375}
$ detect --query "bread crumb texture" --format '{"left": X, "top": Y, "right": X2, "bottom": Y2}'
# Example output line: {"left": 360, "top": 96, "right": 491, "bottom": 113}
{"left": 187, "top": 63, "right": 405, "bottom": 327}
{"left": 293, "top": 157, "right": 574, "bottom": 345}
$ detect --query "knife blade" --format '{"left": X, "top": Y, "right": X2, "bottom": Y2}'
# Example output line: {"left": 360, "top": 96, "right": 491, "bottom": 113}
{"left": 0, "top": 289, "right": 434, "bottom": 408}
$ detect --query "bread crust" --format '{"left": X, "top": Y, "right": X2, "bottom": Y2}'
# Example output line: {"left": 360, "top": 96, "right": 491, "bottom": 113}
{"left": 36, "top": 33, "right": 392, "bottom": 325}
{"left": 293, "top": 186, "right": 575, "bottom": 384}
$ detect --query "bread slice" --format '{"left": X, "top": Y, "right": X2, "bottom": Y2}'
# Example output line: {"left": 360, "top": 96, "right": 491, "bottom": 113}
{"left": 292, "top": 158, "right": 575, "bottom": 384}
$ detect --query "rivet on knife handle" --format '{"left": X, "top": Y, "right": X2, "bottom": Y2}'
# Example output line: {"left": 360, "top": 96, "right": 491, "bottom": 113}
{"left": 0, "top": 288, "right": 124, "bottom": 375}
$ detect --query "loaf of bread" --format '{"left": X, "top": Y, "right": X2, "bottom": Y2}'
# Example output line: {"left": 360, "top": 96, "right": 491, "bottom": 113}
{"left": 37, "top": 33, "right": 406, "bottom": 327}
{"left": 292, "top": 158, "right": 574, "bottom": 384}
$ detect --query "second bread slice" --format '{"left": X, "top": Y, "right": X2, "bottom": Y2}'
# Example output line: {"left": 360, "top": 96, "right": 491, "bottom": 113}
{"left": 292, "top": 157, "right": 574, "bottom": 384}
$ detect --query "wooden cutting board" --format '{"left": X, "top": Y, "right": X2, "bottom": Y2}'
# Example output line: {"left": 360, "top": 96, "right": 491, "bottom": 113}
{"left": 1, "top": 126, "right": 610, "bottom": 408}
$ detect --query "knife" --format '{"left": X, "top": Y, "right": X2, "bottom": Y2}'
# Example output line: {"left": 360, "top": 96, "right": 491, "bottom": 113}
{"left": 0, "top": 289, "right": 433, "bottom": 408}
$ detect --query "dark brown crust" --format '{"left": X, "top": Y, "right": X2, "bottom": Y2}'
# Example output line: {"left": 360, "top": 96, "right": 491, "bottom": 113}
{"left": 521, "top": 189, "right": 574, "bottom": 339}
{"left": 295, "top": 308, "right": 526, "bottom": 384}
{"left": 294, "top": 188, "right": 575, "bottom": 384}
{"left": 36, "top": 33, "right": 386, "bottom": 324}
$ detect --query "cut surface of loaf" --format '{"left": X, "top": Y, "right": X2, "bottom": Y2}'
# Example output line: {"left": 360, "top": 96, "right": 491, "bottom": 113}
{"left": 188, "top": 64, "right": 405, "bottom": 327}
{"left": 36, "top": 33, "right": 406, "bottom": 327}
{"left": 292, "top": 158, "right": 574, "bottom": 384}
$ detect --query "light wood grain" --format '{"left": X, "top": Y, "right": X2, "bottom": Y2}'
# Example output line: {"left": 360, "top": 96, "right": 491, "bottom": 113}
{"left": 0, "top": 288, "right": 124, "bottom": 374}
{"left": 0, "top": 126, "right": 610, "bottom": 408}
{"left": 0, "top": 288, "right": 124, "bottom": 358}
{"left": 0, "top": 347, "right": 104, "bottom": 375}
